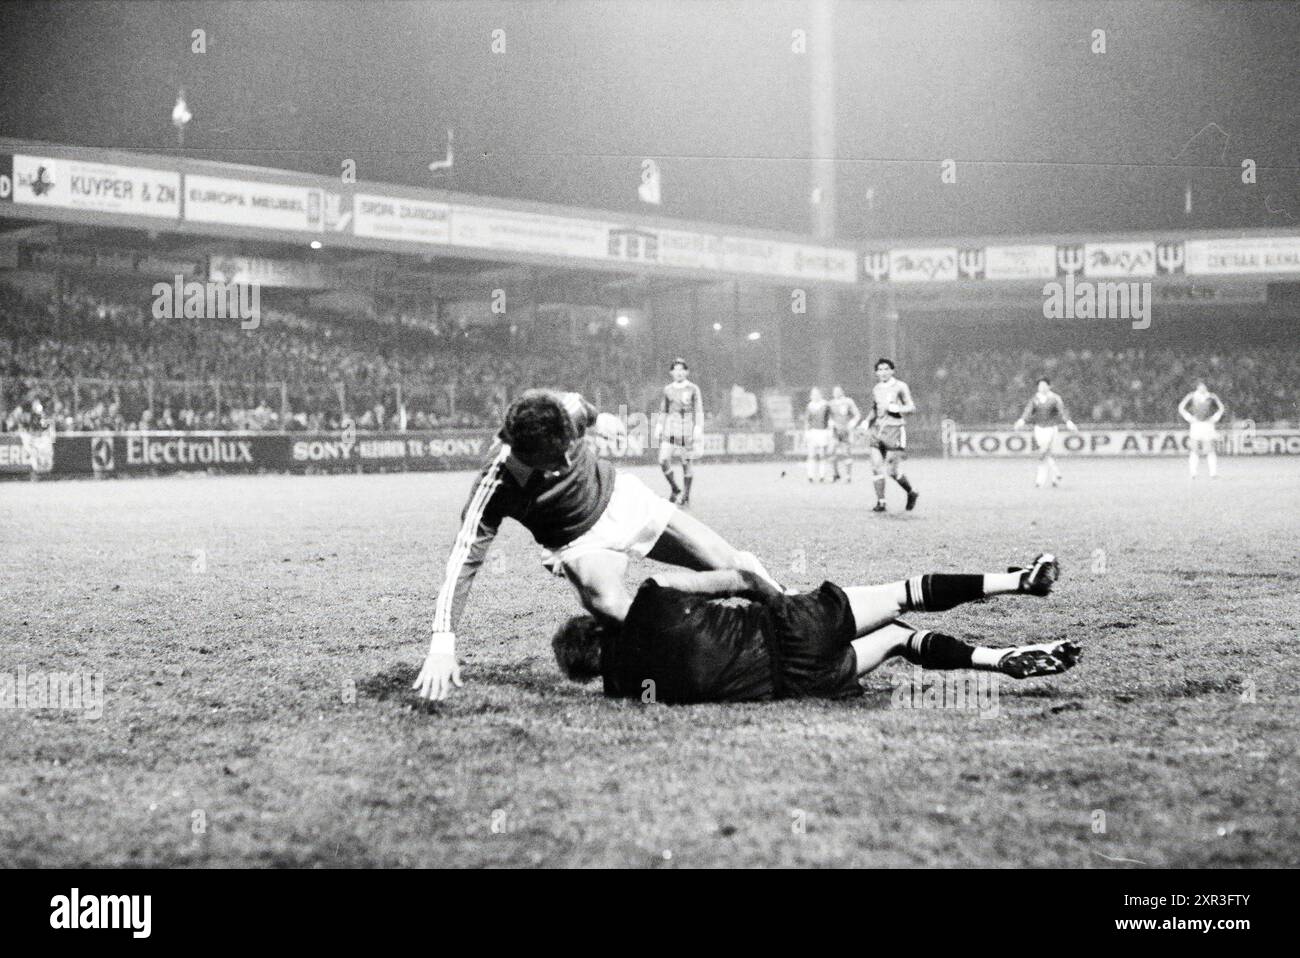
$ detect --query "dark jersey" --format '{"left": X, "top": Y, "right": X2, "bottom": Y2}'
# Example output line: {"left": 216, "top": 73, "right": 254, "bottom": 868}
{"left": 479, "top": 436, "right": 615, "bottom": 549}
{"left": 805, "top": 400, "right": 831, "bottom": 430}
{"left": 661, "top": 380, "right": 703, "bottom": 439}
{"left": 431, "top": 392, "right": 614, "bottom": 634}
{"left": 1020, "top": 391, "right": 1070, "bottom": 426}
{"left": 602, "top": 582, "right": 774, "bottom": 703}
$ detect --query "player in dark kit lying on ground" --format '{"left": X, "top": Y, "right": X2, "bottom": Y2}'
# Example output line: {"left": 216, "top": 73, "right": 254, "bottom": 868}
{"left": 415, "top": 388, "right": 783, "bottom": 702}
{"left": 551, "top": 553, "right": 1080, "bottom": 703}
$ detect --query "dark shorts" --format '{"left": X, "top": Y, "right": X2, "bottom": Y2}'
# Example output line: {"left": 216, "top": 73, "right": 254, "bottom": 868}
{"left": 871, "top": 422, "right": 906, "bottom": 454}
{"left": 660, "top": 432, "right": 700, "bottom": 460}
{"left": 765, "top": 582, "right": 860, "bottom": 699}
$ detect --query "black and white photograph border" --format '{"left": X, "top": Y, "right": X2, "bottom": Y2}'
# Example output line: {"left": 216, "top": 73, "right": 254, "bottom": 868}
{"left": 0, "top": 0, "right": 1295, "bottom": 928}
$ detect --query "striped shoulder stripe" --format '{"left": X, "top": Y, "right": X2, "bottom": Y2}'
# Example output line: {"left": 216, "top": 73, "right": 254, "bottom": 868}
{"left": 432, "top": 444, "right": 510, "bottom": 634}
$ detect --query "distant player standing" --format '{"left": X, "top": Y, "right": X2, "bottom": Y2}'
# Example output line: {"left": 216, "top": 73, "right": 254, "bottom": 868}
{"left": 866, "top": 359, "right": 918, "bottom": 512}
{"left": 827, "top": 385, "right": 862, "bottom": 482}
{"left": 1179, "top": 380, "right": 1224, "bottom": 478}
{"left": 804, "top": 387, "right": 833, "bottom": 482}
{"left": 14, "top": 399, "right": 55, "bottom": 479}
{"left": 655, "top": 358, "right": 704, "bottom": 506}
{"left": 1013, "top": 377, "right": 1078, "bottom": 488}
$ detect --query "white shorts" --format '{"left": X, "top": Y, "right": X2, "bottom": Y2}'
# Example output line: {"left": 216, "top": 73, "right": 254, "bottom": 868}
{"left": 540, "top": 471, "right": 676, "bottom": 575}
{"left": 1032, "top": 425, "right": 1059, "bottom": 452}
{"left": 1189, "top": 421, "right": 1217, "bottom": 445}
{"left": 805, "top": 428, "right": 833, "bottom": 453}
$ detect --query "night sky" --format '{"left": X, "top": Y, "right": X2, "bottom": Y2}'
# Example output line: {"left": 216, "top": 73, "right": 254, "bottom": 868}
{"left": 1, "top": 0, "right": 1297, "bottom": 240}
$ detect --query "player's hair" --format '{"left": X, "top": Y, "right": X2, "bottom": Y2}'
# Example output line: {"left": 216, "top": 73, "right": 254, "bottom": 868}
{"left": 875, "top": 358, "right": 895, "bottom": 370}
{"left": 551, "top": 614, "right": 611, "bottom": 682}
{"left": 670, "top": 357, "right": 689, "bottom": 371}
{"left": 502, "top": 390, "right": 577, "bottom": 461}
{"left": 1037, "top": 377, "right": 1051, "bottom": 386}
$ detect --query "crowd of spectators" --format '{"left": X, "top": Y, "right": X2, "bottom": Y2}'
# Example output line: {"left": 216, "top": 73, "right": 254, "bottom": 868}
{"left": 0, "top": 282, "right": 635, "bottom": 432}
{"left": 3, "top": 282, "right": 1296, "bottom": 433}
{"left": 923, "top": 347, "right": 1298, "bottom": 425}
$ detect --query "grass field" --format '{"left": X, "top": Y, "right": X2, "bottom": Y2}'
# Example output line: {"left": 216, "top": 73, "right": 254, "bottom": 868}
{"left": 2, "top": 457, "right": 1297, "bottom": 868}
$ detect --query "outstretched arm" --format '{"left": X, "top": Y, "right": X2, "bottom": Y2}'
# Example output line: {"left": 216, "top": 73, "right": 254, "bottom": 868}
{"left": 414, "top": 444, "right": 509, "bottom": 702}
{"left": 646, "top": 568, "right": 781, "bottom": 602}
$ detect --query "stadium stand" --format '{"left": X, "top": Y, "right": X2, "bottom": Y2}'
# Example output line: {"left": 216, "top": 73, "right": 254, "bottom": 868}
{"left": 925, "top": 347, "right": 1299, "bottom": 426}
{"left": 3, "top": 281, "right": 1296, "bottom": 434}
{"left": 0, "top": 282, "right": 637, "bottom": 432}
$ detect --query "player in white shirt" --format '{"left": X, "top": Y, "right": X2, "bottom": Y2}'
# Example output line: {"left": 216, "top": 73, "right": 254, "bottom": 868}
{"left": 804, "top": 387, "right": 833, "bottom": 482}
{"left": 1013, "top": 378, "right": 1078, "bottom": 488}
{"left": 1178, "top": 380, "right": 1225, "bottom": 478}
{"left": 866, "top": 359, "right": 918, "bottom": 511}
{"left": 14, "top": 399, "right": 55, "bottom": 479}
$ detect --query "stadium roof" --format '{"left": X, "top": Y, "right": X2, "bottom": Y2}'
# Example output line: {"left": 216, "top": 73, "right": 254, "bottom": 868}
{"left": 0, "top": 136, "right": 863, "bottom": 298}
{"left": 2, "top": 136, "right": 1299, "bottom": 309}
{"left": 2, "top": 1, "right": 1298, "bottom": 242}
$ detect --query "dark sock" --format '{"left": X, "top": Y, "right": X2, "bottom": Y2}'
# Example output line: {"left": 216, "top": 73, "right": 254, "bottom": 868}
{"left": 683, "top": 473, "right": 693, "bottom": 498}
{"left": 903, "top": 574, "right": 984, "bottom": 612}
{"left": 660, "top": 464, "right": 680, "bottom": 494}
{"left": 900, "top": 630, "right": 974, "bottom": 670}
{"left": 895, "top": 474, "right": 914, "bottom": 493}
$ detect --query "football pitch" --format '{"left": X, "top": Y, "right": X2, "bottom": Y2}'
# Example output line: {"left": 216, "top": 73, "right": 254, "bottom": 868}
{"left": 2, "top": 457, "right": 1297, "bottom": 868}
